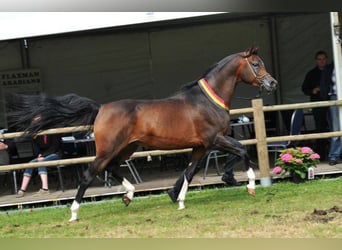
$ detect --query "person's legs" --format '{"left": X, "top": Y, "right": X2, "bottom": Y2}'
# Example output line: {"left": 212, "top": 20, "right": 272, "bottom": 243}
{"left": 329, "top": 136, "right": 340, "bottom": 165}
{"left": 17, "top": 154, "right": 61, "bottom": 197}
{"left": 312, "top": 107, "right": 329, "bottom": 160}
{"left": 16, "top": 159, "right": 38, "bottom": 197}
{"left": 20, "top": 175, "right": 31, "bottom": 191}
{"left": 37, "top": 168, "right": 48, "bottom": 191}
{"left": 37, "top": 154, "right": 61, "bottom": 193}
{"left": 328, "top": 98, "right": 341, "bottom": 165}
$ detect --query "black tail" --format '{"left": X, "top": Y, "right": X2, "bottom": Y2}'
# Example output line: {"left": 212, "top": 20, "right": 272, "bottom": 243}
{"left": 6, "top": 93, "right": 100, "bottom": 136}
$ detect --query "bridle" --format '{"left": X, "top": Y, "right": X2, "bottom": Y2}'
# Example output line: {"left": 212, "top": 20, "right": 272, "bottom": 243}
{"left": 244, "top": 53, "right": 271, "bottom": 86}
{"left": 243, "top": 52, "right": 273, "bottom": 98}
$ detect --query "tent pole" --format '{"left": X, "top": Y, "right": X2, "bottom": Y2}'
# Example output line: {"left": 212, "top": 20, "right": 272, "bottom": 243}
{"left": 330, "top": 12, "right": 342, "bottom": 132}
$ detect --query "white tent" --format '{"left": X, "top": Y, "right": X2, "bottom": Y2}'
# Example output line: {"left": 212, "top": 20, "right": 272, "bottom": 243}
{"left": 0, "top": 12, "right": 223, "bottom": 41}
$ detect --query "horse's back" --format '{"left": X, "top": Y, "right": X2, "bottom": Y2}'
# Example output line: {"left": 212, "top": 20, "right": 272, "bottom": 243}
{"left": 94, "top": 97, "right": 204, "bottom": 149}
{"left": 96, "top": 97, "right": 196, "bottom": 132}
{"left": 94, "top": 99, "right": 141, "bottom": 129}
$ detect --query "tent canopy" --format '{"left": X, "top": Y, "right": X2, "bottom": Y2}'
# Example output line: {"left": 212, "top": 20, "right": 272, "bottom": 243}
{"left": 0, "top": 12, "right": 223, "bottom": 41}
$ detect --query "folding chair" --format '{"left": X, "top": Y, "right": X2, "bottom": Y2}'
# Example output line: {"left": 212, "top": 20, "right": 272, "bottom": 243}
{"left": 203, "top": 150, "right": 230, "bottom": 179}
{"left": 267, "top": 109, "right": 304, "bottom": 165}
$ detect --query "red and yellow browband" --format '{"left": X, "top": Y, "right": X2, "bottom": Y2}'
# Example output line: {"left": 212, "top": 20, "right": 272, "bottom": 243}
{"left": 198, "top": 78, "right": 229, "bottom": 111}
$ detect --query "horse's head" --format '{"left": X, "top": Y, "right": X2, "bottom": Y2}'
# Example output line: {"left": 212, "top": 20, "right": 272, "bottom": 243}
{"left": 239, "top": 47, "right": 278, "bottom": 93}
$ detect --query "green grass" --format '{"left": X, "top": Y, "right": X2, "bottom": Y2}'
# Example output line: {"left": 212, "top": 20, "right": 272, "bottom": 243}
{"left": 1, "top": 178, "right": 342, "bottom": 238}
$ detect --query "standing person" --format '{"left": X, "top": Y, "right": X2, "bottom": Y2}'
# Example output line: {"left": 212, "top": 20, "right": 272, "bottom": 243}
{"left": 16, "top": 133, "right": 62, "bottom": 198}
{"left": 327, "top": 67, "right": 341, "bottom": 165}
{"left": 302, "top": 50, "right": 333, "bottom": 160}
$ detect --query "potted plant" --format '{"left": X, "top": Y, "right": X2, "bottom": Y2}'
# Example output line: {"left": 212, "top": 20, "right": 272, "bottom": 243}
{"left": 272, "top": 146, "right": 320, "bottom": 182}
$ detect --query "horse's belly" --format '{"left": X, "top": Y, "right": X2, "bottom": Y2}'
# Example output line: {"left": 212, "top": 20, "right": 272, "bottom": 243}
{"left": 139, "top": 134, "right": 201, "bottom": 150}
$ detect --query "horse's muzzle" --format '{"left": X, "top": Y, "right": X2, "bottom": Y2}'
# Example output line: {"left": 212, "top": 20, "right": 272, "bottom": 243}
{"left": 262, "top": 77, "right": 278, "bottom": 93}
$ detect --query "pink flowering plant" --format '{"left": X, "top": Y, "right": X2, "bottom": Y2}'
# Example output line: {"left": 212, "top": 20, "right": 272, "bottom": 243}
{"left": 272, "top": 146, "right": 320, "bottom": 179}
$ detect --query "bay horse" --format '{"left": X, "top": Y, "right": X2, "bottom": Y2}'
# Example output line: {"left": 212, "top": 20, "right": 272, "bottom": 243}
{"left": 7, "top": 47, "right": 277, "bottom": 222}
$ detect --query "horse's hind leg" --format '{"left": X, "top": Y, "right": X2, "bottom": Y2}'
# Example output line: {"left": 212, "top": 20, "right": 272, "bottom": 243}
{"left": 69, "top": 155, "right": 115, "bottom": 222}
{"left": 69, "top": 157, "right": 136, "bottom": 222}
{"left": 110, "top": 144, "right": 139, "bottom": 206}
{"left": 69, "top": 163, "right": 99, "bottom": 222}
{"left": 106, "top": 161, "right": 135, "bottom": 206}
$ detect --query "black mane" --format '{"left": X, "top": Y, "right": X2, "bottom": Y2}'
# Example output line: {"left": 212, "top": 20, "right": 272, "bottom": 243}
{"left": 179, "top": 53, "right": 238, "bottom": 91}
{"left": 205, "top": 53, "right": 238, "bottom": 79}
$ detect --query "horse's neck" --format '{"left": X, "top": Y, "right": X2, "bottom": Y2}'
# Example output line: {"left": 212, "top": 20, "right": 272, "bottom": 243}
{"left": 207, "top": 76, "right": 237, "bottom": 107}
{"left": 206, "top": 56, "right": 240, "bottom": 107}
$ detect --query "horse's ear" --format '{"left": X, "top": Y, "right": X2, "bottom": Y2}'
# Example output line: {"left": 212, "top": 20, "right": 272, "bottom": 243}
{"left": 248, "top": 46, "right": 258, "bottom": 56}
{"left": 251, "top": 46, "right": 258, "bottom": 55}
{"left": 245, "top": 46, "right": 259, "bottom": 56}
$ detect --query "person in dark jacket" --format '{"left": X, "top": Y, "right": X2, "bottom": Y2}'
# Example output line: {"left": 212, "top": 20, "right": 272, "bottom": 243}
{"left": 302, "top": 50, "right": 333, "bottom": 160}
{"left": 16, "top": 133, "right": 62, "bottom": 198}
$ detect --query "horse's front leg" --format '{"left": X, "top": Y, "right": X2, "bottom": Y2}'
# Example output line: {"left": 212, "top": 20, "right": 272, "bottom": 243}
{"left": 246, "top": 168, "right": 256, "bottom": 195}
{"left": 167, "top": 162, "right": 199, "bottom": 210}
{"left": 167, "top": 147, "right": 206, "bottom": 210}
{"left": 213, "top": 135, "right": 256, "bottom": 196}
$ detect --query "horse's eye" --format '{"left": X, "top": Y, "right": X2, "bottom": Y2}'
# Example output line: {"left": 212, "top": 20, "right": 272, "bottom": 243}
{"left": 252, "top": 62, "right": 259, "bottom": 67}
{"left": 251, "top": 61, "right": 260, "bottom": 73}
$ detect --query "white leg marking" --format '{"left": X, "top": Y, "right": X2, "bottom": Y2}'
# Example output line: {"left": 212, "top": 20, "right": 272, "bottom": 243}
{"left": 246, "top": 167, "right": 256, "bottom": 190}
{"left": 122, "top": 178, "right": 135, "bottom": 200}
{"left": 177, "top": 175, "right": 188, "bottom": 210}
{"left": 69, "top": 200, "right": 80, "bottom": 222}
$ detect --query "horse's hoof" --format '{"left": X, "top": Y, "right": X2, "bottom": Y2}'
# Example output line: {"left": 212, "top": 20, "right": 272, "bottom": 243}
{"left": 122, "top": 194, "right": 131, "bottom": 206}
{"left": 246, "top": 187, "right": 256, "bottom": 196}
{"left": 68, "top": 218, "right": 79, "bottom": 223}
{"left": 178, "top": 201, "right": 185, "bottom": 210}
